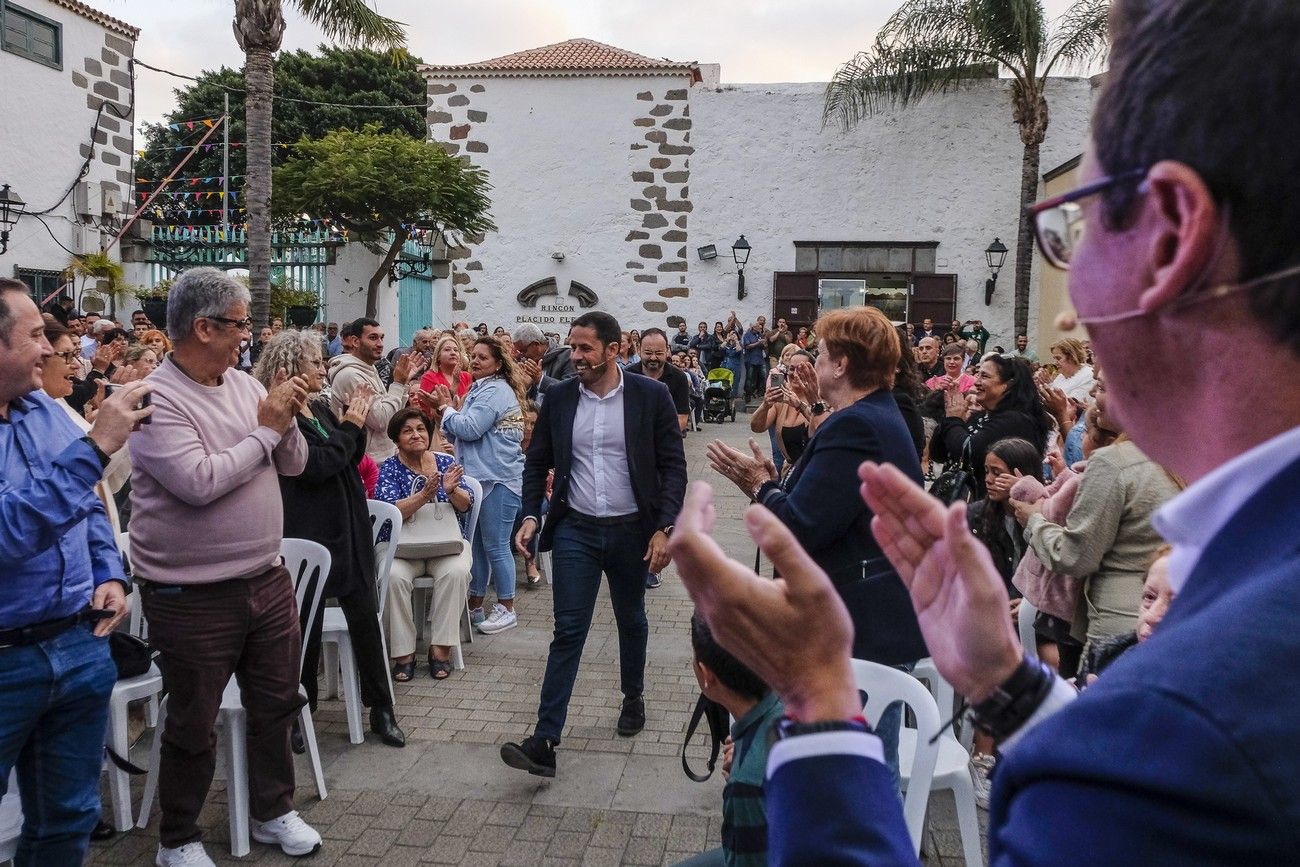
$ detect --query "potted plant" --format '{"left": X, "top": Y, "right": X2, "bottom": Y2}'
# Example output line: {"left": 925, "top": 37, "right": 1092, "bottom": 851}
{"left": 132, "top": 279, "right": 173, "bottom": 328}
{"left": 277, "top": 283, "right": 321, "bottom": 328}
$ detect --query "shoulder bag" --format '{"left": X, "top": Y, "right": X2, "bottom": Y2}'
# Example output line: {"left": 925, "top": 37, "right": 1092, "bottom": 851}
{"left": 681, "top": 693, "right": 732, "bottom": 782}
{"left": 399, "top": 474, "right": 467, "bottom": 559}
{"left": 929, "top": 433, "right": 978, "bottom": 505}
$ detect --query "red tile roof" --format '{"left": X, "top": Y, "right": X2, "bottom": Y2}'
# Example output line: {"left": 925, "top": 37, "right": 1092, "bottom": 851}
{"left": 423, "top": 38, "right": 699, "bottom": 80}
{"left": 48, "top": 0, "right": 139, "bottom": 38}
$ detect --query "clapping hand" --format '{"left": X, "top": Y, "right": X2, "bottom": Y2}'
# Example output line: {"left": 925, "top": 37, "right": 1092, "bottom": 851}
{"left": 343, "top": 382, "right": 375, "bottom": 428}
{"left": 787, "top": 362, "right": 820, "bottom": 407}
{"left": 443, "top": 461, "right": 463, "bottom": 490}
{"left": 707, "top": 438, "right": 778, "bottom": 499}
{"left": 87, "top": 380, "right": 155, "bottom": 454}
{"left": 521, "top": 357, "right": 543, "bottom": 386}
{"left": 1046, "top": 448, "right": 1067, "bottom": 477}
{"left": 258, "top": 369, "right": 308, "bottom": 434}
{"left": 392, "top": 351, "right": 429, "bottom": 386}
{"left": 858, "top": 461, "right": 1022, "bottom": 701}
{"left": 944, "top": 381, "right": 970, "bottom": 420}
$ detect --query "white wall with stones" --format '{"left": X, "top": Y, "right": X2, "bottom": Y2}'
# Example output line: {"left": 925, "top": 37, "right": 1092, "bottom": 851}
{"left": 425, "top": 67, "right": 1093, "bottom": 345}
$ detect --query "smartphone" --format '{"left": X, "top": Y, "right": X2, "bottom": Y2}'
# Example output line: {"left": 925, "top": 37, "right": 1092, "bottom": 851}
{"left": 104, "top": 383, "right": 153, "bottom": 424}
{"left": 769, "top": 372, "right": 786, "bottom": 389}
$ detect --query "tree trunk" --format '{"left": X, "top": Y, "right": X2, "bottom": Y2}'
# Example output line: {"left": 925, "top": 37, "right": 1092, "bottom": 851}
{"left": 367, "top": 229, "right": 409, "bottom": 319}
{"left": 1013, "top": 138, "right": 1041, "bottom": 337}
{"left": 233, "top": 0, "right": 285, "bottom": 328}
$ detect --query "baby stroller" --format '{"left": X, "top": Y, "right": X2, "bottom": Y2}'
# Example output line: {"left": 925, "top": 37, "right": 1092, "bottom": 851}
{"left": 704, "top": 368, "right": 737, "bottom": 423}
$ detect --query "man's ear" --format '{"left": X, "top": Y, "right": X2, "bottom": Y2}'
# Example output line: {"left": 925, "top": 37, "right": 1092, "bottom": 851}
{"left": 1138, "top": 161, "right": 1225, "bottom": 314}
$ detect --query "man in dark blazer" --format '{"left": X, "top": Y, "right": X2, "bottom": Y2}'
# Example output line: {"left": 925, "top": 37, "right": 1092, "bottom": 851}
{"left": 501, "top": 310, "right": 687, "bottom": 778}
{"left": 669, "top": 2, "right": 1300, "bottom": 863}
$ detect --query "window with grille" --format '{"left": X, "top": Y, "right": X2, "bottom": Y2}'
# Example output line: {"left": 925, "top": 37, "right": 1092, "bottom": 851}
{"left": 2, "top": 2, "right": 61, "bottom": 69}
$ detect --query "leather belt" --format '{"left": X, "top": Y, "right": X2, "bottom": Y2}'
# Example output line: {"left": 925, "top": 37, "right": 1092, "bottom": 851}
{"left": 0, "top": 607, "right": 110, "bottom": 649}
{"left": 569, "top": 510, "right": 641, "bottom": 526}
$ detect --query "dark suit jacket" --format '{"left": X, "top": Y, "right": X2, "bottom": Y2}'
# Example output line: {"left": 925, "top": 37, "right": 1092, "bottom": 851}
{"left": 767, "top": 450, "right": 1300, "bottom": 866}
{"left": 758, "top": 390, "right": 927, "bottom": 665}
{"left": 522, "top": 371, "right": 688, "bottom": 552}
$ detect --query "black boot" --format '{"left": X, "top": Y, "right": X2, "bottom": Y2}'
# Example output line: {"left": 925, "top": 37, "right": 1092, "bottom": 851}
{"left": 290, "top": 718, "right": 306, "bottom": 755}
{"left": 369, "top": 706, "right": 407, "bottom": 748}
{"left": 500, "top": 735, "right": 557, "bottom": 777}
{"left": 617, "top": 695, "right": 646, "bottom": 737}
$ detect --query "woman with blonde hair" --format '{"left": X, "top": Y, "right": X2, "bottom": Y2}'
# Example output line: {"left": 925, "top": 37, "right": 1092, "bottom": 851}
{"left": 419, "top": 334, "right": 471, "bottom": 400}
{"left": 1044, "top": 337, "right": 1095, "bottom": 402}
{"left": 425, "top": 337, "right": 528, "bottom": 635}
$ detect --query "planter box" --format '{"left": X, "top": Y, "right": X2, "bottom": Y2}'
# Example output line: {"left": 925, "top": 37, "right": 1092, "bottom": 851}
{"left": 286, "top": 305, "right": 319, "bottom": 328}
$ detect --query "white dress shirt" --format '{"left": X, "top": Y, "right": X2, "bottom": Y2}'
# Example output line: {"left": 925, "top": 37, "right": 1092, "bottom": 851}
{"left": 568, "top": 369, "right": 638, "bottom": 518}
{"left": 1153, "top": 423, "right": 1300, "bottom": 593}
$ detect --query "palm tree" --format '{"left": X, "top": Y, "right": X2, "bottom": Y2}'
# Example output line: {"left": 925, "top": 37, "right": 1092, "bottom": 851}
{"left": 824, "top": 0, "right": 1109, "bottom": 336}
{"left": 233, "top": 0, "right": 405, "bottom": 327}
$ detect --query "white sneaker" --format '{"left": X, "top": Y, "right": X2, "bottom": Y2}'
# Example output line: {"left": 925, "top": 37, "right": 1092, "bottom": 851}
{"left": 251, "top": 810, "right": 322, "bottom": 856}
{"left": 477, "top": 603, "right": 518, "bottom": 634}
{"left": 970, "top": 752, "right": 996, "bottom": 811}
{"left": 156, "top": 842, "right": 216, "bottom": 867}
{"left": 469, "top": 605, "right": 486, "bottom": 626}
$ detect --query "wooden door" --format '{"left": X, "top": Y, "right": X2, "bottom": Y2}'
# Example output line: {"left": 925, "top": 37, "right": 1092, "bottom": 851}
{"left": 910, "top": 274, "right": 957, "bottom": 326}
{"left": 772, "top": 272, "right": 818, "bottom": 331}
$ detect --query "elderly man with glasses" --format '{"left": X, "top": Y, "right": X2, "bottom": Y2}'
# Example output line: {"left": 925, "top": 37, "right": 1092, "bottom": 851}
{"left": 127, "top": 268, "right": 323, "bottom": 866}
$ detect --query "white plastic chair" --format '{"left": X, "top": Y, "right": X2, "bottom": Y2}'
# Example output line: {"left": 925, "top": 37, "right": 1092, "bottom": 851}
{"left": 0, "top": 769, "right": 21, "bottom": 861}
{"left": 412, "top": 470, "right": 482, "bottom": 670}
{"left": 1018, "top": 598, "right": 1039, "bottom": 655}
{"left": 851, "top": 659, "right": 941, "bottom": 857}
{"left": 913, "top": 657, "right": 973, "bottom": 751}
{"left": 104, "top": 532, "right": 165, "bottom": 832}
{"left": 138, "top": 539, "right": 332, "bottom": 856}
{"left": 320, "top": 500, "right": 402, "bottom": 744}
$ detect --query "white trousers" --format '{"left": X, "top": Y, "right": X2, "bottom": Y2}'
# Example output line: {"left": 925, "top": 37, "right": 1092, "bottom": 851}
{"left": 385, "top": 549, "right": 473, "bottom": 657}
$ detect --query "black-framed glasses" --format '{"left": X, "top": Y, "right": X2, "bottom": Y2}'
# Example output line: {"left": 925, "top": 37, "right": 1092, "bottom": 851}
{"left": 1028, "top": 167, "right": 1148, "bottom": 270}
{"left": 53, "top": 349, "right": 80, "bottom": 363}
{"left": 204, "top": 315, "right": 254, "bottom": 332}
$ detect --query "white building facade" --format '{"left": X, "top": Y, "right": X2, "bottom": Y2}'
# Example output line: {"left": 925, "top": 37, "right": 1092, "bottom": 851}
{"left": 421, "top": 39, "right": 1093, "bottom": 347}
{"left": 0, "top": 0, "right": 137, "bottom": 312}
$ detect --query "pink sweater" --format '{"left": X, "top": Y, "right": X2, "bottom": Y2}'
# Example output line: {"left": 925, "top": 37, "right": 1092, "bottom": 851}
{"left": 127, "top": 357, "right": 307, "bottom": 584}
{"left": 1009, "top": 463, "right": 1086, "bottom": 622}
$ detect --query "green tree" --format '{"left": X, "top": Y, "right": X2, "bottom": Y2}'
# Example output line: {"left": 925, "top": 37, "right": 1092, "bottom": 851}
{"left": 135, "top": 45, "right": 426, "bottom": 212}
{"left": 824, "top": 0, "right": 1109, "bottom": 335}
{"left": 274, "top": 125, "right": 496, "bottom": 318}
{"left": 233, "top": 0, "right": 406, "bottom": 327}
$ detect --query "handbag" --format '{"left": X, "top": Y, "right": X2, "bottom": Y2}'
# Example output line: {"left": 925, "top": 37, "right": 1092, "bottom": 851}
{"left": 929, "top": 434, "right": 978, "bottom": 505}
{"left": 109, "top": 631, "right": 155, "bottom": 680}
{"left": 681, "top": 693, "right": 732, "bottom": 782}
{"left": 402, "top": 501, "right": 466, "bottom": 558}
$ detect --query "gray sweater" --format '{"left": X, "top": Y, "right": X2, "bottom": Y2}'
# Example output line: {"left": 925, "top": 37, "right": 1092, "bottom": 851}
{"left": 1024, "top": 439, "right": 1179, "bottom": 643}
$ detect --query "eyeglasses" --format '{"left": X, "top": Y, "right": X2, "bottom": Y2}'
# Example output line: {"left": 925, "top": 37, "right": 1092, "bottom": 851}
{"left": 1028, "top": 167, "right": 1148, "bottom": 270}
{"left": 53, "top": 350, "right": 80, "bottom": 363}
{"left": 204, "top": 316, "right": 254, "bottom": 332}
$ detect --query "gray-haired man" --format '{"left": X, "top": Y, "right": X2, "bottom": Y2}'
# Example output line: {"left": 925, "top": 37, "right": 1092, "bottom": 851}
{"left": 512, "top": 322, "right": 576, "bottom": 404}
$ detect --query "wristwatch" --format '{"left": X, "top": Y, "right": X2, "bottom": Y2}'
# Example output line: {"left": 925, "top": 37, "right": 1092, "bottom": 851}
{"left": 969, "top": 655, "right": 1057, "bottom": 740}
{"left": 81, "top": 436, "right": 111, "bottom": 469}
{"left": 809, "top": 401, "right": 828, "bottom": 416}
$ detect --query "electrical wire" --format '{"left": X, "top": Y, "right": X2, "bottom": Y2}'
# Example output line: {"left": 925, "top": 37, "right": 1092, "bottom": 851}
{"left": 132, "top": 58, "right": 427, "bottom": 109}
{"left": 29, "top": 78, "right": 136, "bottom": 216}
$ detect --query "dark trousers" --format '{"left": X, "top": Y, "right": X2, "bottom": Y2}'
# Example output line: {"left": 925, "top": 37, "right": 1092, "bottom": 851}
{"left": 743, "top": 361, "right": 767, "bottom": 400}
{"left": 300, "top": 585, "right": 391, "bottom": 712}
{"left": 0, "top": 624, "right": 115, "bottom": 866}
{"left": 535, "top": 515, "right": 649, "bottom": 742}
{"left": 141, "top": 565, "right": 304, "bottom": 847}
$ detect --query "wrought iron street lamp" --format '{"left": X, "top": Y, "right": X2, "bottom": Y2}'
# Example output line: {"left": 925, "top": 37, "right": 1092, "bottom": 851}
{"left": 0, "top": 184, "right": 26, "bottom": 255}
{"left": 732, "top": 234, "right": 751, "bottom": 301}
{"left": 984, "top": 237, "right": 1009, "bottom": 305}
{"left": 388, "top": 226, "right": 436, "bottom": 283}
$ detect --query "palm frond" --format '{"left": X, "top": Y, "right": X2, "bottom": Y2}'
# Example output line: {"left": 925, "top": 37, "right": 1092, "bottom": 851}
{"left": 291, "top": 0, "right": 406, "bottom": 49}
{"left": 1041, "top": 0, "right": 1110, "bottom": 78}
{"left": 824, "top": 0, "right": 1021, "bottom": 130}
{"left": 969, "top": 0, "right": 1047, "bottom": 72}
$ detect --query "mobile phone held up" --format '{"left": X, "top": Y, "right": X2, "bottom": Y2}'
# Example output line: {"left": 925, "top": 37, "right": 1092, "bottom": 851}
{"left": 103, "top": 383, "right": 153, "bottom": 424}
{"left": 769, "top": 372, "right": 786, "bottom": 389}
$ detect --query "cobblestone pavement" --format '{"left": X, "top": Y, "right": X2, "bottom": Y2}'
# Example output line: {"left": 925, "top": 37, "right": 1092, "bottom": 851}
{"left": 89, "top": 415, "right": 980, "bottom": 865}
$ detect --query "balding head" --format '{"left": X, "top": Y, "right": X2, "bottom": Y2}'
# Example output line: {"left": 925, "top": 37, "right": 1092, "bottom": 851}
{"left": 917, "top": 336, "right": 940, "bottom": 365}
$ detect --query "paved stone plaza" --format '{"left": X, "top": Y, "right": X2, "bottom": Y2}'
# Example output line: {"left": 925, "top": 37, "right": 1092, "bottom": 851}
{"left": 88, "top": 419, "right": 979, "bottom": 866}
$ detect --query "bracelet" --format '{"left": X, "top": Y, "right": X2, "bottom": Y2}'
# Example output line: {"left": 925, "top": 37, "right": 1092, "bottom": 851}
{"left": 969, "top": 655, "right": 1057, "bottom": 740}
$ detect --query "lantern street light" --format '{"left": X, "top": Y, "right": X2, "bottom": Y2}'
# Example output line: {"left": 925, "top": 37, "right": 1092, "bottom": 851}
{"left": 983, "top": 237, "right": 1009, "bottom": 306}
{"left": 388, "top": 225, "right": 437, "bottom": 283}
{"left": 0, "top": 184, "right": 26, "bottom": 255}
{"left": 732, "top": 234, "right": 751, "bottom": 301}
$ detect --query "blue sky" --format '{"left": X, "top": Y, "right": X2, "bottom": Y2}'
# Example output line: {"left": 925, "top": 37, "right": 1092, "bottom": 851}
{"left": 98, "top": 0, "right": 1084, "bottom": 129}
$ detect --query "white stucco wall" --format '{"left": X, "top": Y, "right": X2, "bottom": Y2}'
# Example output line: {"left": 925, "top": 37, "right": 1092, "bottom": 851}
{"left": 0, "top": 0, "right": 137, "bottom": 302}
{"left": 426, "top": 68, "right": 1092, "bottom": 347}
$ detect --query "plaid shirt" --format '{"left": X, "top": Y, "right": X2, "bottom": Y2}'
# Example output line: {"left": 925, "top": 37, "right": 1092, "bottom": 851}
{"left": 722, "top": 691, "right": 784, "bottom": 866}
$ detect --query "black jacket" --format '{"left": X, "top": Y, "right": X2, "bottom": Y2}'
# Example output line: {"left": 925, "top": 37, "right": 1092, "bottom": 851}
{"left": 279, "top": 402, "right": 375, "bottom": 599}
{"left": 932, "top": 408, "right": 1046, "bottom": 499}
{"left": 756, "top": 390, "right": 928, "bottom": 665}
{"left": 522, "top": 372, "right": 687, "bottom": 552}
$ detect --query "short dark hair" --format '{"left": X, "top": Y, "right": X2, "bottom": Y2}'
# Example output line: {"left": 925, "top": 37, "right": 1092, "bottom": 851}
{"left": 690, "top": 613, "right": 768, "bottom": 702}
{"left": 387, "top": 407, "right": 433, "bottom": 444}
{"left": 99, "top": 327, "right": 130, "bottom": 345}
{"left": 570, "top": 311, "right": 621, "bottom": 347}
{"left": 980, "top": 356, "right": 1052, "bottom": 454}
{"left": 349, "top": 317, "right": 379, "bottom": 336}
{"left": 942, "top": 343, "right": 966, "bottom": 359}
{"left": 43, "top": 320, "right": 72, "bottom": 345}
{"left": 1096, "top": 0, "right": 1300, "bottom": 354}
{"left": 0, "top": 278, "right": 30, "bottom": 345}
{"left": 640, "top": 327, "right": 668, "bottom": 344}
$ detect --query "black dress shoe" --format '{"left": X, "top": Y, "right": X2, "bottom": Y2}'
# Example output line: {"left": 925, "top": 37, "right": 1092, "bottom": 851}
{"left": 369, "top": 706, "right": 407, "bottom": 748}
{"left": 290, "top": 718, "right": 306, "bottom": 755}
{"left": 617, "top": 695, "right": 645, "bottom": 737}
{"left": 91, "top": 819, "right": 116, "bottom": 841}
{"left": 500, "top": 735, "right": 556, "bottom": 777}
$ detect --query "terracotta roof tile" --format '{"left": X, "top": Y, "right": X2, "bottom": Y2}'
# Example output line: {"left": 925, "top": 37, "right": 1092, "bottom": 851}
{"left": 422, "top": 38, "right": 698, "bottom": 79}
{"left": 47, "top": 0, "right": 139, "bottom": 38}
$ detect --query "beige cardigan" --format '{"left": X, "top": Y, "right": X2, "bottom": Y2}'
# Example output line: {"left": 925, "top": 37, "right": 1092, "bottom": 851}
{"left": 55, "top": 398, "right": 131, "bottom": 535}
{"left": 1024, "top": 439, "right": 1179, "bottom": 644}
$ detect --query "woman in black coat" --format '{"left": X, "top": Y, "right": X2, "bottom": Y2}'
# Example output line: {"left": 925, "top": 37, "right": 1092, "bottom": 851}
{"left": 254, "top": 332, "right": 406, "bottom": 748}
{"left": 932, "top": 354, "right": 1052, "bottom": 499}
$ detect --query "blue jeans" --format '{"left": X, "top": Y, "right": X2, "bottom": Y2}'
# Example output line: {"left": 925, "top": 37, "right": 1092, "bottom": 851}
{"left": 0, "top": 623, "right": 115, "bottom": 866}
{"left": 767, "top": 425, "right": 785, "bottom": 477}
{"left": 535, "top": 516, "right": 649, "bottom": 742}
{"left": 470, "top": 484, "right": 521, "bottom": 603}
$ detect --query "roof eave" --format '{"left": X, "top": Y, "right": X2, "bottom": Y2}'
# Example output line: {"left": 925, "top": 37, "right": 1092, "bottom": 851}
{"left": 47, "top": 0, "right": 140, "bottom": 39}
{"left": 421, "top": 65, "right": 701, "bottom": 82}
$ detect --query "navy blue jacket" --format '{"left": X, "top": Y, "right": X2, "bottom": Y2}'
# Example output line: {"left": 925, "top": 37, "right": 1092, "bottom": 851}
{"left": 521, "top": 371, "right": 687, "bottom": 552}
{"left": 767, "top": 451, "right": 1300, "bottom": 865}
{"left": 758, "top": 389, "right": 927, "bottom": 666}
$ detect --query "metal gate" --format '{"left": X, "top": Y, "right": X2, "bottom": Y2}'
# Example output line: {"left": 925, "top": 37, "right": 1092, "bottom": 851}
{"left": 396, "top": 236, "right": 434, "bottom": 346}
